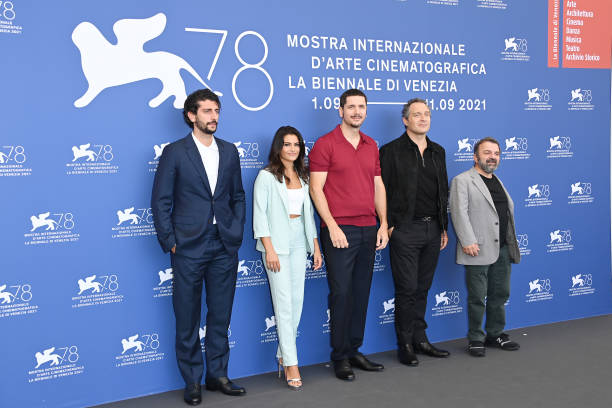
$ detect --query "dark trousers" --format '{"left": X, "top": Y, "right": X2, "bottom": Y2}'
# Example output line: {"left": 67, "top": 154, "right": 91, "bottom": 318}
{"left": 389, "top": 219, "right": 441, "bottom": 345}
{"left": 465, "top": 245, "right": 511, "bottom": 342}
{"left": 321, "top": 225, "right": 377, "bottom": 361}
{"left": 171, "top": 225, "right": 238, "bottom": 385}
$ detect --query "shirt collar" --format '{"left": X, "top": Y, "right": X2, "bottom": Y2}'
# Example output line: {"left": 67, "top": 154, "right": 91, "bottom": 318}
{"left": 192, "top": 132, "right": 218, "bottom": 151}
{"left": 403, "top": 132, "right": 433, "bottom": 151}
{"left": 333, "top": 124, "right": 372, "bottom": 145}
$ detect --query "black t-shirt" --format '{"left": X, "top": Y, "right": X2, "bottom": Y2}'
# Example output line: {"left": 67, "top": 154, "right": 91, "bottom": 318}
{"left": 480, "top": 174, "right": 508, "bottom": 247}
{"left": 413, "top": 147, "right": 439, "bottom": 218}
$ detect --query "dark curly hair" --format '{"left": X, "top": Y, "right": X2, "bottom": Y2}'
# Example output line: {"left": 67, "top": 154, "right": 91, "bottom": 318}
{"left": 183, "top": 89, "right": 220, "bottom": 128}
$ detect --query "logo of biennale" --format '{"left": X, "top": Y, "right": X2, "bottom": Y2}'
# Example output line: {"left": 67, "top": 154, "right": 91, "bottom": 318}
{"left": 524, "top": 183, "right": 551, "bottom": 207}
{"left": 547, "top": 136, "right": 573, "bottom": 159}
{"left": 547, "top": 229, "right": 573, "bottom": 253}
{"left": 383, "top": 298, "right": 395, "bottom": 314}
{"left": 501, "top": 37, "right": 529, "bottom": 62}
{"left": 524, "top": 88, "right": 551, "bottom": 111}
{"left": 121, "top": 335, "right": 145, "bottom": 354}
{"left": 570, "top": 88, "right": 591, "bottom": 102}
{"left": 454, "top": 138, "right": 479, "bottom": 162}
{"left": 569, "top": 274, "right": 594, "bottom": 296}
{"left": 457, "top": 138, "right": 473, "bottom": 152}
{"left": 568, "top": 88, "right": 594, "bottom": 111}
{"left": 526, "top": 278, "right": 553, "bottom": 302}
{"left": 503, "top": 137, "right": 529, "bottom": 160}
{"left": 261, "top": 314, "right": 278, "bottom": 343}
{"left": 30, "top": 212, "right": 58, "bottom": 231}
{"left": 154, "top": 143, "right": 169, "bottom": 160}
{"left": 568, "top": 182, "right": 594, "bottom": 205}
{"left": 378, "top": 297, "right": 395, "bottom": 325}
{"left": 29, "top": 345, "right": 84, "bottom": 383}
{"left": 35, "top": 347, "right": 61, "bottom": 368}
{"left": 158, "top": 268, "right": 173, "bottom": 286}
{"left": 116, "top": 207, "right": 141, "bottom": 225}
{"left": 72, "top": 13, "right": 221, "bottom": 109}
{"left": 265, "top": 315, "right": 276, "bottom": 331}
{"left": 431, "top": 290, "right": 462, "bottom": 316}
{"left": 0, "top": 284, "right": 15, "bottom": 304}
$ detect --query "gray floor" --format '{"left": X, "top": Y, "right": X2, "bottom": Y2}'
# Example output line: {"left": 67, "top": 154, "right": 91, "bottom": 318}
{"left": 95, "top": 314, "right": 612, "bottom": 408}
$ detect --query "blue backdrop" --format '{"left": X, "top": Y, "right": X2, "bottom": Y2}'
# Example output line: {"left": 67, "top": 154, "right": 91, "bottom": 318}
{"left": 1, "top": 1, "right": 611, "bottom": 406}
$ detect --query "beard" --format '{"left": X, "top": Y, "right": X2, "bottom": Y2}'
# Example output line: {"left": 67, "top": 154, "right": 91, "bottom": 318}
{"left": 477, "top": 156, "right": 499, "bottom": 174}
{"left": 195, "top": 119, "right": 217, "bottom": 135}
{"left": 343, "top": 115, "right": 364, "bottom": 128}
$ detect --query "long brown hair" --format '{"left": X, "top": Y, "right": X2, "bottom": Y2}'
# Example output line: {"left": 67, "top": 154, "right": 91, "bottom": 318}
{"left": 265, "top": 126, "right": 309, "bottom": 184}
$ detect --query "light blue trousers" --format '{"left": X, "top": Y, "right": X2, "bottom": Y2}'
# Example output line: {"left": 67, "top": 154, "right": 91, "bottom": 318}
{"left": 263, "top": 216, "right": 307, "bottom": 366}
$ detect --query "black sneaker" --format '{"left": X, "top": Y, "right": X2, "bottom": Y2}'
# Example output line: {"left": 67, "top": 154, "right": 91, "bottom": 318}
{"left": 468, "top": 341, "right": 486, "bottom": 357}
{"left": 485, "top": 333, "right": 520, "bottom": 351}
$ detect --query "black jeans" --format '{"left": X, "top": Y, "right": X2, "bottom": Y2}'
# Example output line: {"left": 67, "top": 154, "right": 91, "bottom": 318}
{"left": 321, "top": 225, "right": 377, "bottom": 361}
{"left": 389, "top": 219, "right": 441, "bottom": 345}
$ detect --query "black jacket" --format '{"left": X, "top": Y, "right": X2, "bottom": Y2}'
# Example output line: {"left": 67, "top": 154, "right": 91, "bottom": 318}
{"left": 379, "top": 132, "right": 448, "bottom": 231}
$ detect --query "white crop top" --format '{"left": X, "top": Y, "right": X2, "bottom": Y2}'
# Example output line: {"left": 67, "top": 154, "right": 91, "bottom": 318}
{"left": 287, "top": 188, "right": 305, "bottom": 215}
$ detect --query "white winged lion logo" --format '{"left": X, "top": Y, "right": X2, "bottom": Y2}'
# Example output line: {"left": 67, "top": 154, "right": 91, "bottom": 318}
{"left": 72, "top": 13, "right": 221, "bottom": 109}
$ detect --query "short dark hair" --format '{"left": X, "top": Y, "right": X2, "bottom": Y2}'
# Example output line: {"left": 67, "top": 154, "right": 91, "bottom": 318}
{"left": 474, "top": 137, "right": 500, "bottom": 155}
{"left": 401, "top": 98, "right": 429, "bottom": 119}
{"left": 340, "top": 89, "right": 367, "bottom": 107}
{"left": 183, "top": 89, "right": 220, "bottom": 128}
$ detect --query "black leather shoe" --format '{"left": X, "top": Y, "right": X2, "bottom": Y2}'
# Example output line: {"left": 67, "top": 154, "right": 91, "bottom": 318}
{"left": 333, "top": 359, "right": 355, "bottom": 381}
{"left": 398, "top": 344, "right": 419, "bottom": 366}
{"left": 205, "top": 377, "right": 246, "bottom": 396}
{"left": 183, "top": 384, "right": 201, "bottom": 406}
{"left": 349, "top": 353, "right": 384, "bottom": 371}
{"left": 414, "top": 341, "right": 450, "bottom": 358}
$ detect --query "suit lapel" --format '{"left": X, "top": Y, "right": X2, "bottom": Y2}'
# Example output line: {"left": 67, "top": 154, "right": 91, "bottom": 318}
{"left": 469, "top": 167, "right": 496, "bottom": 212}
{"left": 184, "top": 135, "right": 212, "bottom": 196}
{"left": 215, "top": 140, "right": 225, "bottom": 198}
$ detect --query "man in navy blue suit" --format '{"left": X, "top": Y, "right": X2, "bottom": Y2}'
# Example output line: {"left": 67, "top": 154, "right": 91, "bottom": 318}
{"left": 152, "top": 89, "right": 246, "bottom": 406}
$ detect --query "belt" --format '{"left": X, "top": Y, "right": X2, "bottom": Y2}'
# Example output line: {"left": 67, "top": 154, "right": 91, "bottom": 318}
{"left": 413, "top": 216, "right": 436, "bottom": 222}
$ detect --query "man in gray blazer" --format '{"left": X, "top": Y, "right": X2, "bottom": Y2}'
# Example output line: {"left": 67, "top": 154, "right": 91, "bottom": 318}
{"left": 449, "top": 137, "right": 521, "bottom": 357}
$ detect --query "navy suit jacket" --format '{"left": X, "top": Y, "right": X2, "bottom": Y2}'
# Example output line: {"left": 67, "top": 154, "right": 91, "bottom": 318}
{"left": 151, "top": 134, "right": 245, "bottom": 257}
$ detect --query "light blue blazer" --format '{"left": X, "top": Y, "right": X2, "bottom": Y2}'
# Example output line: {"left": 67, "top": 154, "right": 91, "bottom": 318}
{"left": 253, "top": 169, "right": 317, "bottom": 255}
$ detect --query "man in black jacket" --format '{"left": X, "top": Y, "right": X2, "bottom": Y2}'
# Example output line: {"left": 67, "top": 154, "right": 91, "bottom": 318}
{"left": 379, "top": 98, "right": 450, "bottom": 366}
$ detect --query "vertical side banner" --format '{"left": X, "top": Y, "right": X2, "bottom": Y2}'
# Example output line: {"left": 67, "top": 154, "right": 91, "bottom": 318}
{"left": 548, "top": 0, "right": 561, "bottom": 67}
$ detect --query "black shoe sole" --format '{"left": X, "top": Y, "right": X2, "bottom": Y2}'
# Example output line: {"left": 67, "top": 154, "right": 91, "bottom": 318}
{"left": 468, "top": 350, "right": 486, "bottom": 357}
{"left": 205, "top": 385, "right": 246, "bottom": 396}
{"left": 414, "top": 350, "right": 450, "bottom": 358}
{"left": 349, "top": 363, "right": 384, "bottom": 372}
{"left": 398, "top": 357, "right": 419, "bottom": 366}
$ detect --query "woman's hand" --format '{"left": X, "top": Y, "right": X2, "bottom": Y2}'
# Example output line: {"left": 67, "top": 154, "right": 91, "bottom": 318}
{"left": 266, "top": 250, "right": 281, "bottom": 272}
{"left": 313, "top": 249, "right": 323, "bottom": 270}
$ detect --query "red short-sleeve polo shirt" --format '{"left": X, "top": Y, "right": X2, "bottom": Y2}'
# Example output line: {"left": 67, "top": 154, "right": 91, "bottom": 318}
{"left": 309, "top": 125, "right": 381, "bottom": 227}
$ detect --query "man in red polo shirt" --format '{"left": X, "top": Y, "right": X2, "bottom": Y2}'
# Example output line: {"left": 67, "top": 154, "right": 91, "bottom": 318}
{"left": 309, "top": 88, "right": 389, "bottom": 381}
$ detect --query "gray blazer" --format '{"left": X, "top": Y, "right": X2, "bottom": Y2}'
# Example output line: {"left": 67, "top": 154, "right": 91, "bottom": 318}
{"left": 449, "top": 167, "right": 520, "bottom": 265}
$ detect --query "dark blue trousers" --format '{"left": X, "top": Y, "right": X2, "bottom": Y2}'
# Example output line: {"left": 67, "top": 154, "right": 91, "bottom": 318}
{"left": 171, "top": 225, "right": 238, "bottom": 385}
{"left": 321, "top": 225, "right": 377, "bottom": 361}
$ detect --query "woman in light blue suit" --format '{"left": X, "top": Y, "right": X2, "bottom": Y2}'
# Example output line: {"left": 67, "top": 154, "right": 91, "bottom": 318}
{"left": 253, "top": 126, "right": 322, "bottom": 390}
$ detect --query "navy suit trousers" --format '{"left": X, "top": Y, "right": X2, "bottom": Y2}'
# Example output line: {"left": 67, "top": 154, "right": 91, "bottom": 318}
{"left": 171, "top": 225, "right": 238, "bottom": 385}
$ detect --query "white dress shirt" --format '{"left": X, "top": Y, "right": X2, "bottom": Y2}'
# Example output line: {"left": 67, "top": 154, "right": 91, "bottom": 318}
{"left": 192, "top": 133, "right": 219, "bottom": 223}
